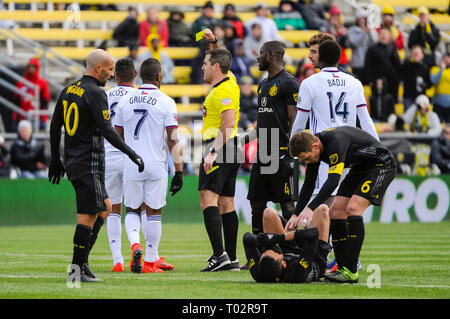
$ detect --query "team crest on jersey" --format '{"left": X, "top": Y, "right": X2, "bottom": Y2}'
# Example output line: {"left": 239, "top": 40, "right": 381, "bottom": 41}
{"left": 329, "top": 153, "right": 338, "bottom": 164}
{"left": 269, "top": 85, "right": 277, "bottom": 96}
{"left": 103, "top": 110, "right": 110, "bottom": 120}
{"left": 293, "top": 93, "right": 298, "bottom": 102}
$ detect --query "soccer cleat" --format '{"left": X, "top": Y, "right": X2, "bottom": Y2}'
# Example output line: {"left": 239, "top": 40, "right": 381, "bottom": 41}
{"left": 325, "top": 266, "right": 358, "bottom": 284}
{"left": 80, "top": 273, "right": 103, "bottom": 282}
{"left": 201, "top": 252, "right": 231, "bottom": 272}
{"left": 329, "top": 263, "right": 339, "bottom": 273}
{"left": 112, "top": 262, "right": 125, "bottom": 272}
{"left": 155, "top": 257, "right": 174, "bottom": 271}
{"left": 327, "top": 258, "right": 337, "bottom": 269}
{"left": 142, "top": 261, "right": 164, "bottom": 273}
{"left": 130, "top": 243, "right": 143, "bottom": 273}
{"left": 224, "top": 259, "right": 240, "bottom": 271}
{"left": 240, "top": 262, "right": 249, "bottom": 270}
{"left": 82, "top": 263, "right": 98, "bottom": 279}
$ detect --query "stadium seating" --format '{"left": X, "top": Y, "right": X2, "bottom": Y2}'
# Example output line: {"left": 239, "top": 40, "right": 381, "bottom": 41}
{"left": 372, "top": 0, "right": 449, "bottom": 10}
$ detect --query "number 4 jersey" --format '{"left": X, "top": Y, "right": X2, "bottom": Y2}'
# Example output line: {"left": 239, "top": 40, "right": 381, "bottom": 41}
{"left": 113, "top": 83, "right": 178, "bottom": 180}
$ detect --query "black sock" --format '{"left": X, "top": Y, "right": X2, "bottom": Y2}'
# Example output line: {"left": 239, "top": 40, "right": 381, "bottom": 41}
{"left": 330, "top": 219, "right": 348, "bottom": 270}
{"left": 346, "top": 216, "right": 365, "bottom": 273}
{"left": 251, "top": 213, "right": 263, "bottom": 235}
{"left": 72, "top": 224, "right": 92, "bottom": 268}
{"left": 86, "top": 216, "right": 105, "bottom": 263}
{"left": 221, "top": 211, "right": 239, "bottom": 261}
{"left": 203, "top": 206, "right": 224, "bottom": 257}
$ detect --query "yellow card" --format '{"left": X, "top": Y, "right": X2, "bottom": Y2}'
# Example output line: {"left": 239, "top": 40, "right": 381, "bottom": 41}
{"left": 196, "top": 30, "right": 206, "bottom": 42}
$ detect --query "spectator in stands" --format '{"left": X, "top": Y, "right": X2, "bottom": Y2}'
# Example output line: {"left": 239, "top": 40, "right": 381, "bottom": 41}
{"left": 167, "top": 10, "right": 193, "bottom": 47}
{"left": 295, "top": 61, "right": 315, "bottom": 84}
{"left": 347, "top": 9, "right": 377, "bottom": 84}
{"left": 245, "top": 2, "right": 282, "bottom": 41}
{"left": 230, "top": 39, "right": 252, "bottom": 83}
{"left": 14, "top": 58, "right": 50, "bottom": 132}
{"left": 369, "top": 77, "right": 395, "bottom": 123}
{"left": 408, "top": 6, "right": 440, "bottom": 69}
{"left": 223, "top": 20, "right": 238, "bottom": 52}
{"left": 238, "top": 75, "right": 258, "bottom": 131}
{"left": 379, "top": 5, "right": 404, "bottom": 51}
{"left": 243, "top": 23, "right": 268, "bottom": 66}
{"left": 430, "top": 52, "right": 450, "bottom": 123}
{"left": 191, "top": 1, "right": 219, "bottom": 38}
{"left": 365, "top": 27, "right": 402, "bottom": 103}
{"left": 0, "top": 135, "right": 9, "bottom": 178}
{"left": 430, "top": 123, "right": 450, "bottom": 174}
{"left": 222, "top": 3, "right": 246, "bottom": 39}
{"left": 401, "top": 94, "right": 441, "bottom": 136}
{"left": 112, "top": 6, "right": 139, "bottom": 48}
{"left": 293, "top": 0, "right": 327, "bottom": 31}
{"left": 401, "top": 45, "right": 432, "bottom": 110}
{"left": 273, "top": 0, "right": 306, "bottom": 31}
{"left": 10, "top": 120, "right": 47, "bottom": 179}
{"left": 139, "top": 34, "right": 175, "bottom": 84}
{"left": 324, "top": 5, "right": 350, "bottom": 69}
{"left": 139, "top": 6, "right": 169, "bottom": 47}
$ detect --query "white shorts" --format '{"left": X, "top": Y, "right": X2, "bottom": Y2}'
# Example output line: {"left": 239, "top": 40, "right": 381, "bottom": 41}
{"left": 123, "top": 173, "right": 168, "bottom": 210}
{"left": 105, "top": 162, "right": 124, "bottom": 205}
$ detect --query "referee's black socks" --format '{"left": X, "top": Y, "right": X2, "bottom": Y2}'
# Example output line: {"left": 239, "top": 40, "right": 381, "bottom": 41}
{"left": 221, "top": 211, "right": 238, "bottom": 261}
{"left": 72, "top": 224, "right": 92, "bottom": 268}
{"left": 203, "top": 206, "right": 224, "bottom": 257}
{"left": 346, "top": 215, "right": 365, "bottom": 273}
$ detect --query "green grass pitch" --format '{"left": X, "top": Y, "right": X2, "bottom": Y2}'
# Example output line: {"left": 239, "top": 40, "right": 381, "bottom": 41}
{"left": 0, "top": 222, "right": 449, "bottom": 299}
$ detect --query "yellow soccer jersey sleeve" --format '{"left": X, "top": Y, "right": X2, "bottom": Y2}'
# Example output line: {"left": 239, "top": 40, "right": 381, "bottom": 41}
{"left": 202, "top": 77, "right": 240, "bottom": 141}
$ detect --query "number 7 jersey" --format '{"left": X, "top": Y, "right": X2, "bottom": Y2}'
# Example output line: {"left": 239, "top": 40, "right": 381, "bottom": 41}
{"left": 296, "top": 67, "right": 369, "bottom": 134}
{"left": 113, "top": 83, "right": 178, "bottom": 180}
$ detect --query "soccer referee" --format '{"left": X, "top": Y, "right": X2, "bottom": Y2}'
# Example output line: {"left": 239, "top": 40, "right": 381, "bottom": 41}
{"left": 199, "top": 48, "right": 241, "bottom": 272}
{"left": 49, "top": 49, "right": 144, "bottom": 282}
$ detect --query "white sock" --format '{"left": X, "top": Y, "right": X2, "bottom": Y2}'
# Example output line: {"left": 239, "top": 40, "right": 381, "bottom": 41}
{"left": 125, "top": 212, "right": 141, "bottom": 247}
{"left": 140, "top": 211, "right": 148, "bottom": 241}
{"left": 144, "top": 214, "right": 162, "bottom": 263}
{"left": 107, "top": 213, "right": 124, "bottom": 265}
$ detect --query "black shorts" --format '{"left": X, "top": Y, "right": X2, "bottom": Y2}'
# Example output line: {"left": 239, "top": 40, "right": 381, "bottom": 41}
{"left": 336, "top": 157, "right": 397, "bottom": 206}
{"left": 71, "top": 172, "right": 108, "bottom": 214}
{"left": 247, "top": 155, "right": 294, "bottom": 203}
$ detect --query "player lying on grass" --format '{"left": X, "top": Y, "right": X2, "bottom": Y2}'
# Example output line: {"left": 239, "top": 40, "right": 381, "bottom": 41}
{"left": 242, "top": 205, "right": 331, "bottom": 283}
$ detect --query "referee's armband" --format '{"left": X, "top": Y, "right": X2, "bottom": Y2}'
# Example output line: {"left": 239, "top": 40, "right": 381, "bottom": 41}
{"left": 328, "top": 162, "right": 344, "bottom": 175}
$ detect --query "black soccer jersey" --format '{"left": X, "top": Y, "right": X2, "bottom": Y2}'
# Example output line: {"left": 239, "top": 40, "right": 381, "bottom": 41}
{"left": 297, "top": 126, "right": 395, "bottom": 211}
{"left": 256, "top": 70, "right": 299, "bottom": 159}
{"left": 50, "top": 76, "right": 119, "bottom": 181}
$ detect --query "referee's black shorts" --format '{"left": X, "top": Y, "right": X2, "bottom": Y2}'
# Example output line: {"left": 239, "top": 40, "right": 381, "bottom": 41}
{"left": 198, "top": 138, "right": 240, "bottom": 197}
{"left": 71, "top": 172, "right": 108, "bottom": 214}
{"left": 336, "top": 153, "right": 397, "bottom": 206}
{"left": 247, "top": 153, "right": 294, "bottom": 203}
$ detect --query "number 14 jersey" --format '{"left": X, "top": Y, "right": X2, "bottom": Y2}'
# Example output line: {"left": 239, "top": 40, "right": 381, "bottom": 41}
{"left": 296, "top": 67, "right": 368, "bottom": 134}
{"left": 114, "top": 83, "right": 178, "bottom": 180}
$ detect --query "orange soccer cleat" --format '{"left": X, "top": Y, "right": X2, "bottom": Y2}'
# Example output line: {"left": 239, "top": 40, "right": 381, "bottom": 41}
{"left": 155, "top": 257, "right": 174, "bottom": 271}
{"left": 142, "top": 261, "right": 164, "bottom": 273}
{"left": 112, "top": 262, "right": 125, "bottom": 272}
{"left": 130, "top": 243, "right": 143, "bottom": 273}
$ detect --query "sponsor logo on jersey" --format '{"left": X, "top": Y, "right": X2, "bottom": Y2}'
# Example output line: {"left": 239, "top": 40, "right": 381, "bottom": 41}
{"left": 258, "top": 107, "right": 273, "bottom": 113}
{"left": 221, "top": 98, "right": 231, "bottom": 106}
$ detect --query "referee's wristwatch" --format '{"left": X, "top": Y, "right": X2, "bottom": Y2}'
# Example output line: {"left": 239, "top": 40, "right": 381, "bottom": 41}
{"left": 209, "top": 147, "right": 216, "bottom": 155}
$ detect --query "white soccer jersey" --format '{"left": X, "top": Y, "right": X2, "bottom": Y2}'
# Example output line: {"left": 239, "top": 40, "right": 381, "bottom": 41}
{"left": 114, "top": 83, "right": 178, "bottom": 180}
{"left": 105, "top": 85, "right": 136, "bottom": 164}
{"left": 293, "top": 67, "right": 379, "bottom": 194}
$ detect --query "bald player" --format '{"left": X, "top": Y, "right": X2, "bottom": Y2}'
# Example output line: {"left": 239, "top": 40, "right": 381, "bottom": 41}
{"left": 49, "top": 49, "right": 144, "bottom": 283}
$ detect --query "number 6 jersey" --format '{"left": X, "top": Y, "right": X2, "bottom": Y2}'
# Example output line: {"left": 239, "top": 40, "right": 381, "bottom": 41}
{"left": 113, "top": 83, "right": 178, "bottom": 180}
